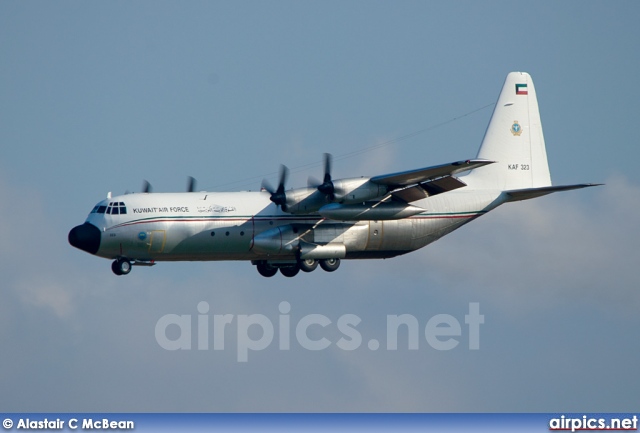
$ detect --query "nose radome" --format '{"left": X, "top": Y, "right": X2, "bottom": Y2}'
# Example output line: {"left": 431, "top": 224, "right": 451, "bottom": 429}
{"left": 68, "top": 222, "right": 101, "bottom": 255}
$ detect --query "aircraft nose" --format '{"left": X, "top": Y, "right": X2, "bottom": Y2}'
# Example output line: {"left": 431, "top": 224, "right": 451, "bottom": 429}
{"left": 68, "top": 222, "right": 101, "bottom": 255}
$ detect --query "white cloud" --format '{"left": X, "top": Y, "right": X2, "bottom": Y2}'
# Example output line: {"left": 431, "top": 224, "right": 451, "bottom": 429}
{"left": 415, "top": 176, "right": 640, "bottom": 317}
{"left": 338, "top": 137, "right": 399, "bottom": 178}
{"left": 17, "top": 278, "right": 75, "bottom": 319}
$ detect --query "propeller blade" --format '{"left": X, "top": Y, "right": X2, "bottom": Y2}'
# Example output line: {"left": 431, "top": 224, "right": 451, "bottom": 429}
{"left": 323, "top": 152, "right": 332, "bottom": 183}
{"left": 317, "top": 153, "right": 335, "bottom": 199}
{"left": 261, "top": 179, "right": 275, "bottom": 194}
{"left": 187, "top": 176, "right": 197, "bottom": 193}
{"left": 262, "top": 165, "right": 289, "bottom": 210}
{"left": 277, "top": 165, "right": 289, "bottom": 194}
{"left": 308, "top": 175, "right": 321, "bottom": 188}
{"left": 142, "top": 180, "right": 152, "bottom": 193}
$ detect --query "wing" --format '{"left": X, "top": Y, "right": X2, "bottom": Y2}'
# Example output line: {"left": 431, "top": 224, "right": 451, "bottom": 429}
{"left": 370, "top": 158, "right": 495, "bottom": 201}
{"left": 370, "top": 159, "right": 494, "bottom": 187}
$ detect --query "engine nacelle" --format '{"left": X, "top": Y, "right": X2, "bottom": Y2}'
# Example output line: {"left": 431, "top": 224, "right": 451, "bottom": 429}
{"left": 277, "top": 178, "right": 389, "bottom": 215}
{"left": 319, "top": 202, "right": 426, "bottom": 221}
{"left": 282, "top": 187, "right": 328, "bottom": 215}
{"left": 332, "top": 178, "right": 389, "bottom": 204}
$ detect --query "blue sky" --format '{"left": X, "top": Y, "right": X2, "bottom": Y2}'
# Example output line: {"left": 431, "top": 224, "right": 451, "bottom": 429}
{"left": 1, "top": 1, "right": 639, "bottom": 412}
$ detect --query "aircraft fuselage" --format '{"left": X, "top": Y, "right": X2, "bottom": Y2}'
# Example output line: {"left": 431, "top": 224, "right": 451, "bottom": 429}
{"left": 70, "top": 189, "right": 501, "bottom": 268}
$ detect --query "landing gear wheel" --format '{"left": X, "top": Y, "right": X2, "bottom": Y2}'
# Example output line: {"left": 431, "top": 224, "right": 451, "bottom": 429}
{"left": 112, "top": 258, "right": 132, "bottom": 276}
{"left": 319, "top": 258, "right": 340, "bottom": 272}
{"left": 256, "top": 262, "right": 278, "bottom": 277}
{"left": 111, "top": 260, "right": 121, "bottom": 275}
{"left": 280, "top": 265, "right": 300, "bottom": 278}
{"left": 298, "top": 258, "right": 318, "bottom": 273}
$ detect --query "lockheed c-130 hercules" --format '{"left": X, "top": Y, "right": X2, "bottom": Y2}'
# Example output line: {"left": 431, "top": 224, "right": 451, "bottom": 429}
{"left": 69, "top": 72, "right": 599, "bottom": 277}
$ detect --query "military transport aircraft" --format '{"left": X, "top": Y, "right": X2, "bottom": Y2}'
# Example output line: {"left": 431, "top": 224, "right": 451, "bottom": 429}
{"left": 69, "top": 72, "right": 599, "bottom": 277}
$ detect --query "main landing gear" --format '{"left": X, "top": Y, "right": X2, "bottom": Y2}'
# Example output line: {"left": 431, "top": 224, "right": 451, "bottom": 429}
{"left": 254, "top": 258, "right": 341, "bottom": 278}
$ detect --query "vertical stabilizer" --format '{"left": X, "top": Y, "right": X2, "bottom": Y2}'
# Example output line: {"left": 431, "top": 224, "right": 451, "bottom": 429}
{"left": 465, "top": 72, "right": 552, "bottom": 190}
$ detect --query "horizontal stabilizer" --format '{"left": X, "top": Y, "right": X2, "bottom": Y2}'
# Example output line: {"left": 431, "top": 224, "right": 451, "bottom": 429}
{"left": 504, "top": 184, "right": 603, "bottom": 202}
{"left": 371, "top": 159, "right": 494, "bottom": 187}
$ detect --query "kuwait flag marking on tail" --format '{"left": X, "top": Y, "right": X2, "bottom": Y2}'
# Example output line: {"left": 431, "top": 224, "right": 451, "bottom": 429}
{"left": 515, "top": 83, "right": 528, "bottom": 95}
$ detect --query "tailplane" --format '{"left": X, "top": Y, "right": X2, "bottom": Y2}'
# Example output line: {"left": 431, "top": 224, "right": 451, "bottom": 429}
{"left": 465, "top": 72, "right": 552, "bottom": 190}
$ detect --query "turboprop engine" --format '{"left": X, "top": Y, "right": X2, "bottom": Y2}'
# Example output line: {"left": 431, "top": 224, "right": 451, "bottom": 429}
{"left": 262, "top": 154, "right": 390, "bottom": 215}
{"left": 282, "top": 178, "right": 389, "bottom": 214}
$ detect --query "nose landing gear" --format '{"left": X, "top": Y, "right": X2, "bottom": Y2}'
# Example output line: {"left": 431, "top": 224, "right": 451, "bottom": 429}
{"left": 111, "top": 258, "right": 132, "bottom": 276}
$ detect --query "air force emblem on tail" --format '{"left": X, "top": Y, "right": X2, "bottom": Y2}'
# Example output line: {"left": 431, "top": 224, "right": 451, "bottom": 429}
{"left": 510, "top": 84, "right": 527, "bottom": 137}
{"left": 511, "top": 120, "right": 523, "bottom": 136}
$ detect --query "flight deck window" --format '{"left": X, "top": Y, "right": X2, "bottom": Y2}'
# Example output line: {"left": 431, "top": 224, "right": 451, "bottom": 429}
{"left": 104, "top": 202, "right": 127, "bottom": 215}
{"left": 91, "top": 206, "right": 99, "bottom": 213}
{"left": 97, "top": 206, "right": 107, "bottom": 214}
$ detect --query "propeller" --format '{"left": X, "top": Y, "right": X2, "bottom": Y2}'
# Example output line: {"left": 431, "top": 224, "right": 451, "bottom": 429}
{"left": 309, "top": 153, "right": 335, "bottom": 200}
{"left": 142, "top": 180, "right": 152, "bottom": 193}
{"left": 262, "top": 165, "right": 289, "bottom": 210}
{"left": 187, "top": 176, "right": 197, "bottom": 193}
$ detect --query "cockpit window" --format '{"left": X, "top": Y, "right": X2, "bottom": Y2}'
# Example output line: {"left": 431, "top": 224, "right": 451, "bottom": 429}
{"left": 105, "top": 202, "right": 127, "bottom": 215}
{"left": 92, "top": 202, "right": 125, "bottom": 216}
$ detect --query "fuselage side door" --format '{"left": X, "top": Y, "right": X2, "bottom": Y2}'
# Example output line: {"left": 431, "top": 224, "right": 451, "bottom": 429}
{"left": 149, "top": 230, "right": 166, "bottom": 253}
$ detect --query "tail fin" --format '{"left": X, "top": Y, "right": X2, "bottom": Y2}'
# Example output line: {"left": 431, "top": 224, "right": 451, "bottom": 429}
{"left": 465, "top": 72, "right": 552, "bottom": 190}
